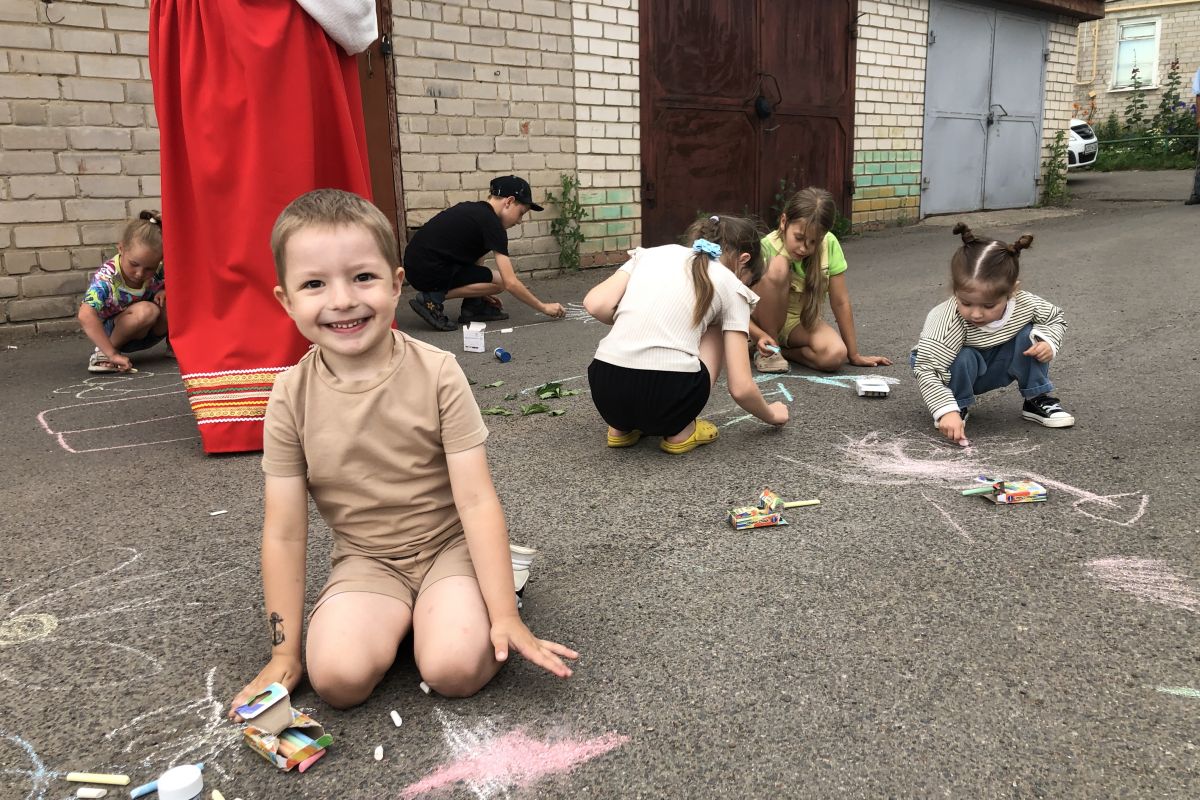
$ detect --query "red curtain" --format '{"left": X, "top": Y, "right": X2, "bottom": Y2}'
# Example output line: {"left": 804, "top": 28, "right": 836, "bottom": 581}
{"left": 150, "top": 0, "right": 372, "bottom": 453}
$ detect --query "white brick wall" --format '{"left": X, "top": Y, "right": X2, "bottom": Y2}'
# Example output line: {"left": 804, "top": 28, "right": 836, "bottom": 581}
{"left": 0, "top": 0, "right": 158, "bottom": 340}
{"left": 1075, "top": 2, "right": 1200, "bottom": 126}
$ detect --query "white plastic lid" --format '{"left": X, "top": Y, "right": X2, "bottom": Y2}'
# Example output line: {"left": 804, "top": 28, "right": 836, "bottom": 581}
{"left": 157, "top": 764, "right": 203, "bottom": 800}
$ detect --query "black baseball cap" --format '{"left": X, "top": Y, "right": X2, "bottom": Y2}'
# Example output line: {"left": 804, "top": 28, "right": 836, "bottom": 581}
{"left": 489, "top": 175, "right": 543, "bottom": 212}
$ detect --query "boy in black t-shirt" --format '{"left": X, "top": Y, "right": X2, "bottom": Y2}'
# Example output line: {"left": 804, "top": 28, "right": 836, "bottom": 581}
{"left": 405, "top": 176, "right": 567, "bottom": 331}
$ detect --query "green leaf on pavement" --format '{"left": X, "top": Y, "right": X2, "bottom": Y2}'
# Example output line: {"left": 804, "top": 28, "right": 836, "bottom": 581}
{"left": 480, "top": 407, "right": 513, "bottom": 416}
{"left": 520, "top": 403, "right": 550, "bottom": 416}
{"left": 482, "top": 380, "right": 505, "bottom": 388}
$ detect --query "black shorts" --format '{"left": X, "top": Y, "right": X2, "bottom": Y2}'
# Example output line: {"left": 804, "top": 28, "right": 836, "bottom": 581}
{"left": 587, "top": 359, "right": 711, "bottom": 438}
{"left": 404, "top": 258, "right": 494, "bottom": 294}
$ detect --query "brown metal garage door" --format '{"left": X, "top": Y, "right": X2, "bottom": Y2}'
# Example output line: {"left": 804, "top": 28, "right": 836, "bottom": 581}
{"left": 640, "top": 0, "right": 856, "bottom": 244}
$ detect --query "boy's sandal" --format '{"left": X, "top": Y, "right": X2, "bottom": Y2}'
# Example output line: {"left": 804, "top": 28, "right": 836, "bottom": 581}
{"left": 87, "top": 350, "right": 119, "bottom": 373}
{"left": 659, "top": 419, "right": 719, "bottom": 454}
{"left": 607, "top": 429, "right": 642, "bottom": 448}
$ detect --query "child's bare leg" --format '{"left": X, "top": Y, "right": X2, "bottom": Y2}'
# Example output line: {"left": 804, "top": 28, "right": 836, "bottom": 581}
{"left": 782, "top": 319, "right": 847, "bottom": 372}
{"left": 664, "top": 326, "right": 722, "bottom": 444}
{"left": 412, "top": 576, "right": 498, "bottom": 697}
{"left": 306, "top": 592, "right": 412, "bottom": 709}
{"left": 749, "top": 258, "right": 789, "bottom": 341}
{"left": 445, "top": 269, "right": 503, "bottom": 300}
{"left": 108, "top": 303, "right": 160, "bottom": 349}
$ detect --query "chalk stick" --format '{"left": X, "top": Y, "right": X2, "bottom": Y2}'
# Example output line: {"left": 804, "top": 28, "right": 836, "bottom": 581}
{"left": 282, "top": 728, "right": 316, "bottom": 747}
{"left": 76, "top": 789, "right": 108, "bottom": 799}
{"left": 390, "top": 709, "right": 403, "bottom": 727}
{"left": 67, "top": 773, "right": 130, "bottom": 787}
{"left": 765, "top": 345, "right": 781, "bottom": 354}
{"left": 957, "top": 438, "right": 970, "bottom": 447}
{"left": 208, "top": 510, "right": 228, "bottom": 516}
{"left": 374, "top": 745, "right": 384, "bottom": 761}
{"left": 212, "top": 792, "right": 225, "bottom": 800}
{"left": 419, "top": 681, "right": 431, "bottom": 694}
{"left": 297, "top": 749, "right": 326, "bottom": 773}
{"left": 783, "top": 499, "right": 820, "bottom": 508}
{"left": 961, "top": 486, "right": 995, "bottom": 496}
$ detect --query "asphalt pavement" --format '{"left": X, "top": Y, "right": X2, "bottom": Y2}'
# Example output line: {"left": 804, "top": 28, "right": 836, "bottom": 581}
{"left": 1, "top": 170, "right": 1197, "bottom": 799}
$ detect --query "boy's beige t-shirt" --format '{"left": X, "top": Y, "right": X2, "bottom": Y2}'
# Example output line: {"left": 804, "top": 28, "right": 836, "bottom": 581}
{"left": 262, "top": 330, "right": 488, "bottom": 561}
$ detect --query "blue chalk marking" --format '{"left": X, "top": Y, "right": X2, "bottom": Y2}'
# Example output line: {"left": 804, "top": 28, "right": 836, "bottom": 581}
{"left": 1, "top": 731, "right": 64, "bottom": 800}
{"left": 777, "top": 383, "right": 793, "bottom": 403}
{"left": 1156, "top": 686, "right": 1200, "bottom": 699}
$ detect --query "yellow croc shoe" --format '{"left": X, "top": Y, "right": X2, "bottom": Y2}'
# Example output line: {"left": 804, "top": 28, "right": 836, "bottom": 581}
{"left": 659, "top": 419, "right": 719, "bottom": 454}
{"left": 607, "top": 429, "right": 642, "bottom": 448}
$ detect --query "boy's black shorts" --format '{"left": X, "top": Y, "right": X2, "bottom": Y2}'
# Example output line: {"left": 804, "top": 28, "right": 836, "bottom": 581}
{"left": 404, "top": 259, "right": 494, "bottom": 294}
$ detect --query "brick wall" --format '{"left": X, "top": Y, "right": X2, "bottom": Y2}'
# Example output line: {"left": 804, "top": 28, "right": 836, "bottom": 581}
{"left": 1075, "top": 2, "right": 1200, "bottom": 126}
{"left": 570, "top": 0, "right": 639, "bottom": 267}
{"left": 1044, "top": 16, "right": 1080, "bottom": 166}
{"left": 852, "top": 0, "right": 927, "bottom": 227}
{"left": 390, "top": 0, "right": 578, "bottom": 276}
{"left": 0, "top": 0, "right": 158, "bottom": 341}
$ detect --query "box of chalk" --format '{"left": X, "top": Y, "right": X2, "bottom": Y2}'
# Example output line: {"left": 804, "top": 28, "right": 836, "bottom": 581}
{"left": 239, "top": 683, "right": 333, "bottom": 771}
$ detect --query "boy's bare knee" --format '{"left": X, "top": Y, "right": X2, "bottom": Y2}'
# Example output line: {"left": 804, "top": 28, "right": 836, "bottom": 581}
{"left": 420, "top": 652, "right": 495, "bottom": 698}
{"left": 308, "top": 659, "right": 383, "bottom": 709}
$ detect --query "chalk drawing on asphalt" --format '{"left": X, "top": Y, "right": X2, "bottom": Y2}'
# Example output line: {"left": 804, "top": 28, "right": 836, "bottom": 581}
{"left": 1087, "top": 558, "right": 1198, "bottom": 614}
{"left": 401, "top": 708, "right": 628, "bottom": 799}
{"left": 104, "top": 667, "right": 241, "bottom": 781}
{"left": 1156, "top": 686, "right": 1200, "bottom": 699}
{"left": 36, "top": 386, "right": 197, "bottom": 454}
{"left": 0, "top": 731, "right": 64, "bottom": 800}
{"left": 778, "top": 431, "right": 1150, "bottom": 528}
{"left": 52, "top": 370, "right": 184, "bottom": 401}
{"left": 0, "top": 547, "right": 250, "bottom": 691}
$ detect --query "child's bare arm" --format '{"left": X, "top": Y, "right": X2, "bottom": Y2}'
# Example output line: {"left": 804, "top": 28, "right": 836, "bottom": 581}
{"left": 827, "top": 274, "right": 892, "bottom": 367}
{"left": 76, "top": 304, "right": 132, "bottom": 370}
{"left": 724, "top": 330, "right": 788, "bottom": 425}
{"left": 446, "top": 445, "right": 577, "bottom": 678}
{"left": 582, "top": 269, "right": 630, "bottom": 325}
{"left": 494, "top": 253, "right": 565, "bottom": 318}
{"left": 228, "top": 474, "right": 309, "bottom": 718}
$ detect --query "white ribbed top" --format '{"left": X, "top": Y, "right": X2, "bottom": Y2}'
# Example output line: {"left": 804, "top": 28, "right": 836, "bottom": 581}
{"left": 593, "top": 245, "right": 758, "bottom": 373}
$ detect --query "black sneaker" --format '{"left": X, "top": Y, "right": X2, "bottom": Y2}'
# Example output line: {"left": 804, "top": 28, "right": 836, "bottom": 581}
{"left": 1186, "top": 196, "right": 1200, "bottom": 206}
{"left": 1022, "top": 395, "right": 1075, "bottom": 428}
{"left": 458, "top": 297, "right": 509, "bottom": 324}
{"left": 409, "top": 293, "right": 456, "bottom": 331}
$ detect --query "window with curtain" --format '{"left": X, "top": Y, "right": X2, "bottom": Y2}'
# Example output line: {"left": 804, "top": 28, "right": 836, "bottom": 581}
{"left": 1112, "top": 18, "right": 1159, "bottom": 89}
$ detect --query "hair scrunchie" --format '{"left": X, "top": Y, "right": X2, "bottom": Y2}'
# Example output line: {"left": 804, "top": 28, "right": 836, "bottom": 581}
{"left": 692, "top": 238, "right": 722, "bottom": 259}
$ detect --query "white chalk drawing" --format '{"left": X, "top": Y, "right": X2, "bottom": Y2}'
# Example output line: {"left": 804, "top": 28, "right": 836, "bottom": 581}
{"left": 1087, "top": 558, "right": 1199, "bottom": 613}
{"left": 37, "top": 375, "right": 197, "bottom": 453}
{"left": 563, "top": 302, "right": 599, "bottom": 324}
{"left": 401, "top": 708, "right": 627, "bottom": 800}
{"left": 778, "top": 431, "right": 1150, "bottom": 528}
{"left": 920, "top": 491, "right": 974, "bottom": 542}
{"left": 104, "top": 667, "right": 242, "bottom": 781}
{"left": 0, "top": 732, "right": 64, "bottom": 800}
{"left": 52, "top": 370, "right": 184, "bottom": 401}
{"left": 0, "top": 547, "right": 250, "bottom": 691}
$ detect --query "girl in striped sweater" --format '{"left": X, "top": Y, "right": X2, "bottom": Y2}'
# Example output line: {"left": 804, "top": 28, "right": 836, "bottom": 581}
{"left": 912, "top": 224, "right": 1074, "bottom": 446}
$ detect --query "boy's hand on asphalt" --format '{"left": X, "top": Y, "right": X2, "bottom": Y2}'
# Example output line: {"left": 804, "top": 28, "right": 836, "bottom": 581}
{"left": 227, "top": 654, "right": 303, "bottom": 721}
{"left": 766, "top": 401, "right": 789, "bottom": 426}
{"left": 849, "top": 353, "right": 893, "bottom": 367}
{"left": 490, "top": 616, "right": 577, "bottom": 678}
{"left": 1023, "top": 341, "right": 1054, "bottom": 363}
{"left": 541, "top": 302, "right": 566, "bottom": 319}
{"left": 937, "top": 411, "right": 966, "bottom": 444}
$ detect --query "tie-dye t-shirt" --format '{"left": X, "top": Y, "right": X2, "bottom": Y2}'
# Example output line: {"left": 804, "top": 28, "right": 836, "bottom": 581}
{"left": 81, "top": 254, "right": 165, "bottom": 321}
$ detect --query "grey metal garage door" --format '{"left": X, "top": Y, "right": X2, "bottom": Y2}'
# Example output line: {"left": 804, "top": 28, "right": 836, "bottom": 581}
{"left": 921, "top": 1, "right": 1047, "bottom": 215}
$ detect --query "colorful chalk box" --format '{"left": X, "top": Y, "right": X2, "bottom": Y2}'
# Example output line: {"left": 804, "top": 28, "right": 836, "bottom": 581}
{"left": 237, "top": 683, "right": 332, "bottom": 771}
{"left": 981, "top": 480, "right": 1048, "bottom": 504}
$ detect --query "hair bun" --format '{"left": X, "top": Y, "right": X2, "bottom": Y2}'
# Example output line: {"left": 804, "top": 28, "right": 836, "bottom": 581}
{"left": 951, "top": 222, "right": 976, "bottom": 243}
{"left": 1012, "top": 234, "right": 1034, "bottom": 253}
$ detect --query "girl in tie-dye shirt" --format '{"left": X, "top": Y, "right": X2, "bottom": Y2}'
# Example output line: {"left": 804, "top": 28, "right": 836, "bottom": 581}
{"left": 77, "top": 210, "right": 169, "bottom": 373}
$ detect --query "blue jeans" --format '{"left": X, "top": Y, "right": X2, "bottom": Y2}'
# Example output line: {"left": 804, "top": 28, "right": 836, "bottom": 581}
{"left": 944, "top": 323, "right": 1053, "bottom": 409}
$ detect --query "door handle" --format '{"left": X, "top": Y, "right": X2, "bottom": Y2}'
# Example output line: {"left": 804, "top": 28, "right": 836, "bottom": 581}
{"left": 986, "top": 103, "right": 1008, "bottom": 127}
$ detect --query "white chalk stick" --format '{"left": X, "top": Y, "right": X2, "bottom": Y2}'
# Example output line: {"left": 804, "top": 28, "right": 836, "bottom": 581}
{"left": 500, "top": 328, "right": 514, "bottom": 333}
{"left": 209, "top": 510, "right": 228, "bottom": 516}
{"left": 419, "top": 681, "right": 431, "bottom": 694}
{"left": 390, "top": 709, "right": 402, "bottom": 727}
{"left": 212, "top": 791, "right": 226, "bottom": 800}
{"left": 374, "top": 745, "right": 384, "bottom": 761}
{"left": 76, "top": 789, "right": 108, "bottom": 799}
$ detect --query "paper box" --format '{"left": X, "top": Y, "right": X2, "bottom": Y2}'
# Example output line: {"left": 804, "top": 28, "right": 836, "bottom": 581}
{"left": 855, "top": 376, "right": 890, "bottom": 397}
{"left": 463, "top": 322, "right": 486, "bottom": 353}
{"left": 984, "top": 480, "right": 1048, "bottom": 504}
{"left": 238, "top": 683, "right": 332, "bottom": 772}
{"left": 728, "top": 505, "right": 788, "bottom": 530}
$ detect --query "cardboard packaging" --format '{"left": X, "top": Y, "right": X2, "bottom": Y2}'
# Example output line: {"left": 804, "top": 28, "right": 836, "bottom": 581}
{"left": 237, "top": 683, "right": 332, "bottom": 771}
{"left": 728, "top": 505, "right": 788, "bottom": 530}
{"left": 984, "top": 480, "right": 1048, "bottom": 504}
{"left": 463, "top": 322, "right": 486, "bottom": 353}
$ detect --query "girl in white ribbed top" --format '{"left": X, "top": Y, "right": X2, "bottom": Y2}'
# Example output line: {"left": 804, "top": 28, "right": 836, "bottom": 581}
{"left": 584, "top": 214, "right": 790, "bottom": 454}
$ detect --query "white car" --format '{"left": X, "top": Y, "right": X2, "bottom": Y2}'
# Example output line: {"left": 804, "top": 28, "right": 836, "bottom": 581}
{"left": 1067, "top": 118, "right": 1099, "bottom": 169}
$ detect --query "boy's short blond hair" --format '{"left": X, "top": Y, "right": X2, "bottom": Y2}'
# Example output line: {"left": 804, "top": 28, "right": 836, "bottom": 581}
{"left": 271, "top": 189, "right": 399, "bottom": 285}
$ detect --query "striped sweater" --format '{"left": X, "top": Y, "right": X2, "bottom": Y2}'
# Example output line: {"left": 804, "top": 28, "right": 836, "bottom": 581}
{"left": 913, "top": 290, "right": 1066, "bottom": 420}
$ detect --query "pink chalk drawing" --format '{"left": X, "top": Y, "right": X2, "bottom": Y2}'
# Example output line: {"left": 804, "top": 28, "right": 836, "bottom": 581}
{"left": 401, "top": 709, "right": 627, "bottom": 799}
{"left": 1087, "top": 558, "right": 1199, "bottom": 614}
{"left": 778, "top": 431, "right": 1150, "bottom": 528}
{"left": 36, "top": 370, "right": 197, "bottom": 454}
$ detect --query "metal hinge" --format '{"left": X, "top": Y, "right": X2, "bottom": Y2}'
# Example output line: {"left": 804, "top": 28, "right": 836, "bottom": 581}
{"left": 928, "top": 30, "right": 936, "bottom": 46}
{"left": 1043, "top": 48, "right": 1050, "bottom": 62}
